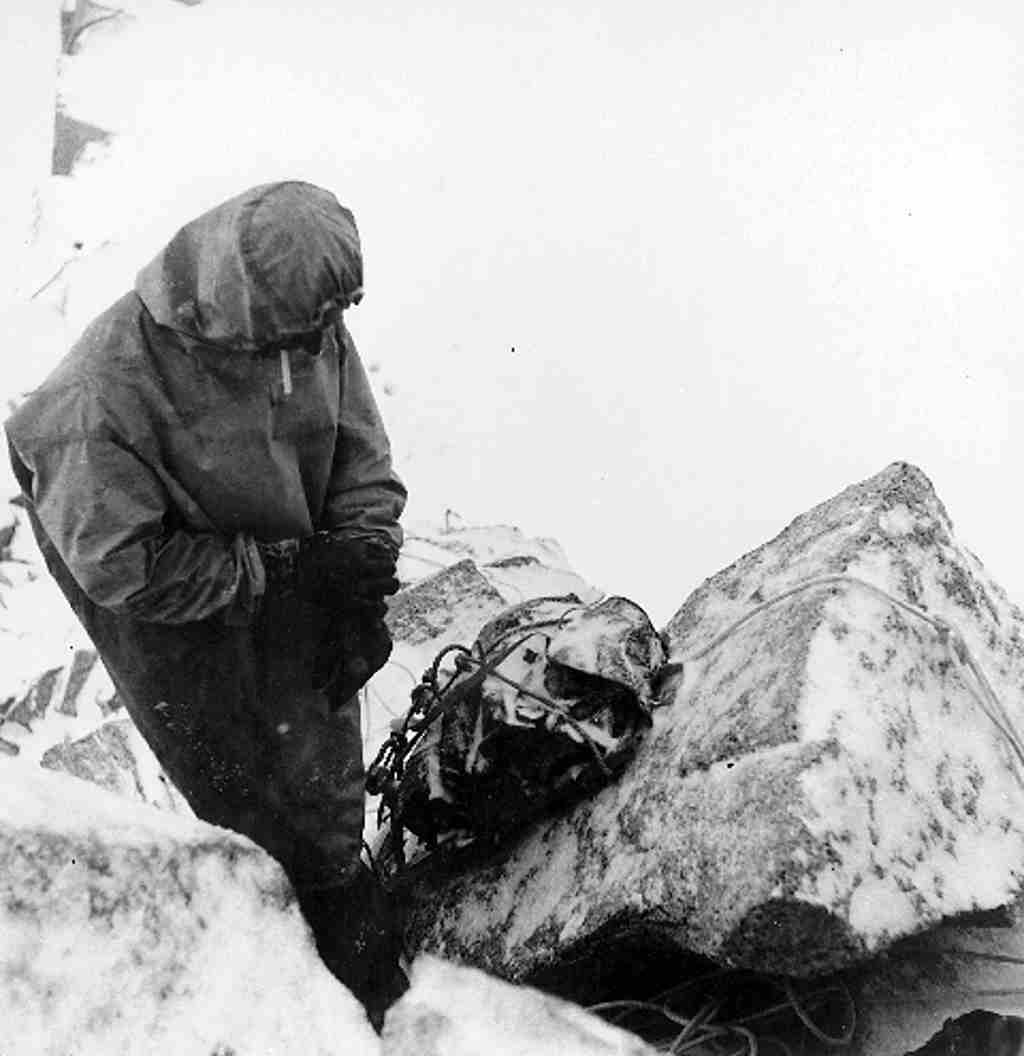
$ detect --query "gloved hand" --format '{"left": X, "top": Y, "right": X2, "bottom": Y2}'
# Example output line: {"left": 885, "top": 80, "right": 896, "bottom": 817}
{"left": 314, "top": 612, "right": 393, "bottom": 704}
{"left": 297, "top": 534, "right": 400, "bottom": 608}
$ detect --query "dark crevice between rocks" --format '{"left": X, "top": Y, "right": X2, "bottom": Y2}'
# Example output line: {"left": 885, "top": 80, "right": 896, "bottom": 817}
{"left": 908, "top": 1010, "right": 1024, "bottom": 1055}
{"left": 717, "top": 898, "right": 865, "bottom": 977}
{"left": 523, "top": 916, "right": 857, "bottom": 1051}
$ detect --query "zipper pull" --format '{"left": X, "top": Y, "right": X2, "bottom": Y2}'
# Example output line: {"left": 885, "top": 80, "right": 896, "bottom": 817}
{"left": 280, "top": 347, "right": 293, "bottom": 397}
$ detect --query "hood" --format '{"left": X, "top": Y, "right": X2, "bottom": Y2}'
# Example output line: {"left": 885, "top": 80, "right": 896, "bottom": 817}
{"left": 135, "top": 181, "right": 363, "bottom": 351}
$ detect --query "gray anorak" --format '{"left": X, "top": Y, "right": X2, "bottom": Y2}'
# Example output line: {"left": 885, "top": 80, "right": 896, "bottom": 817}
{"left": 6, "top": 182, "right": 406, "bottom": 886}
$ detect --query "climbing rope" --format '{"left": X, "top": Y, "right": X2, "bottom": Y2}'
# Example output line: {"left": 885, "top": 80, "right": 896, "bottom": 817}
{"left": 589, "top": 973, "right": 857, "bottom": 1052}
{"left": 668, "top": 573, "right": 1024, "bottom": 787}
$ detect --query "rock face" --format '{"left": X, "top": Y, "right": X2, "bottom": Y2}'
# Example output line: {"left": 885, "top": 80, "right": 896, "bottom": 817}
{"left": 40, "top": 716, "right": 190, "bottom": 813}
{"left": 401, "top": 463, "right": 1024, "bottom": 982}
{"left": 3, "top": 647, "right": 116, "bottom": 732}
{"left": 0, "top": 762, "right": 377, "bottom": 1055}
{"left": 382, "top": 955, "right": 655, "bottom": 1056}
{"left": 0, "top": 638, "right": 191, "bottom": 813}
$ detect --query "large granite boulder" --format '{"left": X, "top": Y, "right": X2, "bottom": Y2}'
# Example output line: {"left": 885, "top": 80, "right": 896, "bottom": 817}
{"left": 401, "top": 463, "right": 1024, "bottom": 983}
{"left": 382, "top": 956, "right": 654, "bottom": 1056}
{"left": 1, "top": 762, "right": 377, "bottom": 1054}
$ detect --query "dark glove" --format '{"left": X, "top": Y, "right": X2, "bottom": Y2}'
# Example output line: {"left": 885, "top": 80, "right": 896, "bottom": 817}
{"left": 258, "top": 534, "right": 399, "bottom": 605}
{"left": 298, "top": 534, "right": 400, "bottom": 607}
{"left": 314, "top": 611, "right": 393, "bottom": 704}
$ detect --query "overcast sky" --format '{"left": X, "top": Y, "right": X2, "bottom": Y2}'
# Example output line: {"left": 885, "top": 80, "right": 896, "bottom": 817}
{"left": 6, "top": 0, "right": 1023, "bottom": 624}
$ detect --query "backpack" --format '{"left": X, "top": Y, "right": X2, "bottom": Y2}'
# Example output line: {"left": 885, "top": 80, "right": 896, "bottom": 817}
{"left": 369, "top": 594, "right": 666, "bottom": 877}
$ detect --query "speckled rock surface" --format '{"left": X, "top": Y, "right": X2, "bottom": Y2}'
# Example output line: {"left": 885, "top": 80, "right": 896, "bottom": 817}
{"left": 382, "top": 955, "right": 655, "bottom": 1056}
{"left": 1, "top": 647, "right": 119, "bottom": 750}
{"left": 401, "top": 463, "right": 1024, "bottom": 981}
{"left": 40, "top": 716, "right": 191, "bottom": 813}
{"left": 0, "top": 762, "right": 377, "bottom": 1055}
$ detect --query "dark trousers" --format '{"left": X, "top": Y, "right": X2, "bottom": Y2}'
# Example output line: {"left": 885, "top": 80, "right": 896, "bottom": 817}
{"left": 32, "top": 518, "right": 406, "bottom": 1020}
{"left": 33, "top": 521, "right": 366, "bottom": 890}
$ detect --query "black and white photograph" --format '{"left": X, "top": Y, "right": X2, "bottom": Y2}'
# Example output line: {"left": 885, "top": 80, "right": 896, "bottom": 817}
{"left": 1, "top": 1, "right": 1023, "bottom": 1052}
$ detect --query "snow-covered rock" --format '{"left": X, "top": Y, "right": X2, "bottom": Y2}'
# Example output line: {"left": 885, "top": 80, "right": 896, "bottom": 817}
{"left": 0, "top": 507, "right": 90, "bottom": 709}
{"left": 382, "top": 955, "right": 654, "bottom": 1056}
{"left": 398, "top": 518, "right": 598, "bottom": 608}
{"left": 41, "top": 715, "right": 191, "bottom": 813}
{"left": 400, "top": 463, "right": 1024, "bottom": 982}
{"left": 0, "top": 762, "right": 378, "bottom": 1055}
{"left": 0, "top": 645, "right": 120, "bottom": 761}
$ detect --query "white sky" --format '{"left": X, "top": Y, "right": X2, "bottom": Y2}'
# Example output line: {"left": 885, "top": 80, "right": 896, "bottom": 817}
{"left": 5, "top": 0, "right": 1024, "bottom": 625}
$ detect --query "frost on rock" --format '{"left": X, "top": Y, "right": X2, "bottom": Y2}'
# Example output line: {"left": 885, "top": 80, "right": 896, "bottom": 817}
{"left": 382, "top": 955, "right": 655, "bottom": 1056}
{"left": 400, "top": 462, "right": 1024, "bottom": 983}
{"left": 0, "top": 762, "right": 377, "bottom": 1056}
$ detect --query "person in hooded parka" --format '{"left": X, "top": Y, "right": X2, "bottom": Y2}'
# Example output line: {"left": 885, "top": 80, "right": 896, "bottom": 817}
{"left": 5, "top": 181, "right": 409, "bottom": 1023}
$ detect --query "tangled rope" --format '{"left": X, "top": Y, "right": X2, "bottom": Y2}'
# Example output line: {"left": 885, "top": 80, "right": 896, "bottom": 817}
{"left": 589, "top": 972, "right": 857, "bottom": 1052}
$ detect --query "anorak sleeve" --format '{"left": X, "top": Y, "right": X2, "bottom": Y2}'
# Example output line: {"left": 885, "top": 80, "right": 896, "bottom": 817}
{"left": 322, "top": 328, "right": 407, "bottom": 548}
{"left": 7, "top": 389, "right": 264, "bottom": 625}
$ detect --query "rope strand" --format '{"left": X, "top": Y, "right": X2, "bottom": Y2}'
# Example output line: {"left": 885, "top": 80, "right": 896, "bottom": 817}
{"left": 675, "top": 573, "right": 1024, "bottom": 787}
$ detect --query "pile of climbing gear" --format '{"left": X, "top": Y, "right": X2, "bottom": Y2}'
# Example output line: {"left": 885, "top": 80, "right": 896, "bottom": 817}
{"left": 367, "top": 594, "right": 666, "bottom": 877}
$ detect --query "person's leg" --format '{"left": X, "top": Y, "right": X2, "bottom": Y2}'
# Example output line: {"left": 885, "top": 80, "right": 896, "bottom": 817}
{"left": 42, "top": 531, "right": 405, "bottom": 1021}
{"left": 257, "top": 587, "right": 408, "bottom": 1027}
{"left": 294, "top": 857, "right": 408, "bottom": 1030}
